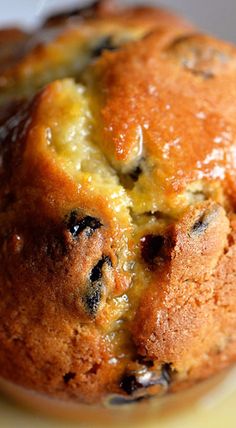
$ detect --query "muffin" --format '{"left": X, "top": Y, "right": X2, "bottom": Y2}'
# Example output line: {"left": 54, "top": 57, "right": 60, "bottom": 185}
{"left": 0, "top": 0, "right": 236, "bottom": 406}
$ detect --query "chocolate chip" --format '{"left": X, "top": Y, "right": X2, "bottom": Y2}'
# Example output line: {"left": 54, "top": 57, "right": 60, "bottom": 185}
{"left": 66, "top": 211, "right": 102, "bottom": 238}
{"left": 63, "top": 372, "right": 76, "bottom": 384}
{"left": 84, "top": 256, "right": 112, "bottom": 316}
{"left": 91, "top": 36, "right": 118, "bottom": 58}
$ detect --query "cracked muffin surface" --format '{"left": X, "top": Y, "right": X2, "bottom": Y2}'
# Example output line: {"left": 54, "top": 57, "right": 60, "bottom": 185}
{"left": 0, "top": 0, "right": 236, "bottom": 405}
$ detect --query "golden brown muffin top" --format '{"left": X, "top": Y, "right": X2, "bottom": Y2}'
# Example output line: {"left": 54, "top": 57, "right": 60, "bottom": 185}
{"left": 1, "top": 0, "right": 235, "bottom": 216}
{"left": 89, "top": 30, "right": 236, "bottom": 215}
{"left": 0, "top": 0, "right": 236, "bottom": 405}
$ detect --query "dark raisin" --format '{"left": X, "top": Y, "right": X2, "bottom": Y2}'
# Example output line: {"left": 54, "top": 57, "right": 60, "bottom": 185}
{"left": 86, "top": 363, "right": 100, "bottom": 375}
{"left": 84, "top": 256, "right": 112, "bottom": 316}
{"left": 90, "top": 256, "right": 112, "bottom": 282}
{"left": 66, "top": 211, "right": 102, "bottom": 238}
{"left": 190, "top": 207, "right": 218, "bottom": 236}
{"left": 91, "top": 36, "right": 118, "bottom": 58}
{"left": 166, "top": 35, "right": 231, "bottom": 80}
{"left": 191, "top": 216, "right": 209, "bottom": 235}
{"left": 120, "top": 375, "right": 142, "bottom": 395}
{"left": 83, "top": 282, "right": 102, "bottom": 316}
{"left": 141, "top": 234, "right": 166, "bottom": 265}
{"left": 120, "top": 364, "right": 172, "bottom": 399}
{"left": 129, "top": 165, "right": 142, "bottom": 182}
{"left": 136, "top": 356, "right": 154, "bottom": 368}
{"left": 63, "top": 372, "right": 76, "bottom": 384}
{"left": 161, "top": 363, "right": 172, "bottom": 384}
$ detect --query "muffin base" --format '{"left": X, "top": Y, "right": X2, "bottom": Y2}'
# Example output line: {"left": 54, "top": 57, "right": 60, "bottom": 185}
{"left": 0, "top": 368, "right": 236, "bottom": 426}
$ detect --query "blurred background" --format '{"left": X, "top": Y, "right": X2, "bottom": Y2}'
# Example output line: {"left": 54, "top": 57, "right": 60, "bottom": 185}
{"left": 0, "top": 0, "right": 236, "bottom": 43}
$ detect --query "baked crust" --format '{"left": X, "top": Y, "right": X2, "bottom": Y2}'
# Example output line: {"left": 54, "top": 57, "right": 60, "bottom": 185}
{"left": 0, "top": 0, "right": 235, "bottom": 404}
